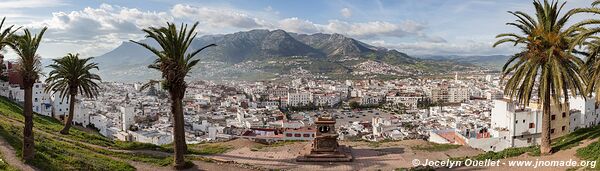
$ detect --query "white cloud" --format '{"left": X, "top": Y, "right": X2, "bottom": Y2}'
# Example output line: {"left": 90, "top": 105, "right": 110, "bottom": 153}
{"left": 0, "top": 0, "right": 66, "bottom": 9}
{"left": 278, "top": 17, "right": 321, "bottom": 33}
{"left": 370, "top": 40, "right": 517, "bottom": 56}
{"left": 22, "top": 4, "right": 171, "bottom": 57}
{"left": 276, "top": 18, "right": 426, "bottom": 39}
{"left": 340, "top": 8, "right": 352, "bottom": 18}
{"left": 171, "top": 4, "right": 267, "bottom": 29}
{"left": 324, "top": 20, "right": 424, "bottom": 38}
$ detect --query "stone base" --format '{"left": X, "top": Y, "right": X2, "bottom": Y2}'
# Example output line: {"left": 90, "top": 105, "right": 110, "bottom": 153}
{"left": 296, "top": 145, "right": 353, "bottom": 162}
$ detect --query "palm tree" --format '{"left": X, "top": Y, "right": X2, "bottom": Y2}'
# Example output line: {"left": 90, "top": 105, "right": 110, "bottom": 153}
{"left": 569, "top": 1, "right": 600, "bottom": 102}
{"left": 131, "top": 22, "right": 215, "bottom": 169}
{"left": 45, "top": 53, "right": 101, "bottom": 134}
{"left": 2, "top": 27, "right": 47, "bottom": 161}
{"left": 0, "top": 17, "right": 19, "bottom": 79}
{"left": 493, "top": 0, "right": 586, "bottom": 155}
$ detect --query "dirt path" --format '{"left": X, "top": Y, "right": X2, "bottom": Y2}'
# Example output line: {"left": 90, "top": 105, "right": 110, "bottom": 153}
{"left": 0, "top": 137, "right": 39, "bottom": 171}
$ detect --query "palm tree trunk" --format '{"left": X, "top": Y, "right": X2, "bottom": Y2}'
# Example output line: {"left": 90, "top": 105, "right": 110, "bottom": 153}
{"left": 60, "top": 93, "right": 76, "bottom": 135}
{"left": 540, "top": 85, "right": 552, "bottom": 155}
{"left": 22, "top": 85, "right": 34, "bottom": 161}
{"left": 171, "top": 91, "right": 187, "bottom": 169}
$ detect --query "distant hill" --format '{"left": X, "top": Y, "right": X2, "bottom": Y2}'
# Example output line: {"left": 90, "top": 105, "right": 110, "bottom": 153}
{"left": 92, "top": 29, "right": 477, "bottom": 82}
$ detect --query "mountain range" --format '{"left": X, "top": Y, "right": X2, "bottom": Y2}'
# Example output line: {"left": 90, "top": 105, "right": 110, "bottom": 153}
{"left": 91, "top": 29, "right": 482, "bottom": 82}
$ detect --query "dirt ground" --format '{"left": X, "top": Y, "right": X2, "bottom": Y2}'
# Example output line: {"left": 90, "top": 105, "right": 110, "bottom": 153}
{"left": 208, "top": 139, "right": 484, "bottom": 171}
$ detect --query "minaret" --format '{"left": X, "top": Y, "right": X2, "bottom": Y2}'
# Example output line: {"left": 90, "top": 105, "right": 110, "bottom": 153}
{"left": 120, "top": 93, "right": 134, "bottom": 131}
{"left": 454, "top": 72, "right": 458, "bottom": 82}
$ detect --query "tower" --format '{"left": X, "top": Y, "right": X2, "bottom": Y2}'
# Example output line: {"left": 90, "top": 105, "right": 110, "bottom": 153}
{"left": 313, "top": 117, "right": 338, "bottom": 152}
{"left": 455, "top": 72, "right": 458, "bottom": 82}
{"left": 121, "top": 93, "right": 134, "bottom": 131}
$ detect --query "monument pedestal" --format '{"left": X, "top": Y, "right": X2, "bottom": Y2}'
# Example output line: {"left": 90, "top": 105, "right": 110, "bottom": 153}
{"left": 296, "top": 116, "right": 353, "bottom": 162}
{"left": 296, "top": 145, "right": 353, "bottom": 162}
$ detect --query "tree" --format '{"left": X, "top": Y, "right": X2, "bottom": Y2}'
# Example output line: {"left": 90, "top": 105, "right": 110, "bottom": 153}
{"left": 568, "top": 1, "right": 600, "bottom": 102}
{"left": 131, "top": 22, "right": 215, "bottom": 169}
{"left": 3, "top": 27, "right": 47, "bottom": 161}
{"left": 45, "top": 53, "right": 101, "bottom": 134}
{"left": 0, "top": 17, "right": 19, "bottom": 81}
{"left": 493, "top": 0, "right": 586, "bottom": 155}
{"left": 349, "top": 101, "right": 359, "bottom": 109}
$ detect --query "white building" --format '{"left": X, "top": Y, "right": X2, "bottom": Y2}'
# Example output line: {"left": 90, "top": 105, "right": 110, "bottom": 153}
{"left": 130, "top": 130, "right": 173, "bottom": 145}
{"left": 485, "top": 90, "right": 504, "bottom": 100}
{"left": 72, "top": 101, "right": 89, "bottom": 126}
{"left": 90, "top": 114, "right": 110, "bottom": 136}
{"left": 360, "top": 95, "right": 382, "bottom": 106}
{"left": 569, "top": 96, "right": 599, "bottom": 130}
{"left": 287, "top": 91, "right": 313, "bottom": 107}
{"left": 8, "top": 86, "right": 23, "bottom": 102}
{"left": 52, "top": 92, "right": 70, "bottom": 118}
{"left": 489, "top": 99, "right": 542, "bottom": 151}
{"left": 120, "top": 106, "right": 135, "bottom": 132}
{"left": 430, "top": 86, "right": 469, "bottom": 103}
{"left": 386, "top": 93, "right": 421, "bottom": 110}
{"left": 313, "top": 93, "right": 340, "bottom": 107}
{"left": 32, "top": 83, "right": 52, "bottom": 116}
{"left": 0, "top": 81, "right": 10, "bottom": 97}
{"left": 448, "top": 87, "right": 469, "bottom": 103}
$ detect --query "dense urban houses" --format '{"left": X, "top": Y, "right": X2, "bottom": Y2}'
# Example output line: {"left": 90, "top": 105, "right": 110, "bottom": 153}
{"left": 2, "top": 58, "right": 599, "bottom": 154}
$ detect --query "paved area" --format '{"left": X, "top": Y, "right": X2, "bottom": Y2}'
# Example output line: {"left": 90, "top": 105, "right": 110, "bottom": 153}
{"left": 209, "top": 139, "right": 483, "bottom": 170}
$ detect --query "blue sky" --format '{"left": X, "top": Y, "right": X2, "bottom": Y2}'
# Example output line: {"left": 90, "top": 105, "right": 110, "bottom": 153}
{"left": 0, "top": 0, "right": 595, "bottom": 58}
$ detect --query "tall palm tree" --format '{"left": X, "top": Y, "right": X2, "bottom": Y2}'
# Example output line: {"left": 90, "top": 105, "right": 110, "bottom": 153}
{"left": 0, "top": 17, "right": 19, "bottom": 78}
{"left": 131, "top": 22, "right": 215, "bottom": 169}
{"left": 493, "top": 0, "right": 586, "bottom": 155}
{"left": 45, "top": 53, "right": 101, "bottom": 134}
{"left": 2, "top": 27, "right": 47, "bottom": 161}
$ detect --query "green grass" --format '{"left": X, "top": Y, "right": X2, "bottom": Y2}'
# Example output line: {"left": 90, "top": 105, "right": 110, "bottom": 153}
{"left": 552, "top": 125, "right": 600, "bottom": 151}
{"left": 0, "top": 97, "right": 136, "bottom": 170}
{"left": 576, "top": 140, "right": 600, "bottom": 170}
{"left": 189, "top": 144, "right": 232, "bottom": 155}
{"left": 0, "top": 97, "right": 114, "bottom": 147}
{"left": 574, "top": 126, "right": 600, "bottom": 170}
{"left": 0, "top": 150, "right": 19, "bottom": 171}
{"left": 113, "top": 141, "right": 169, "bottom": 151}
{"left": 411, "top": 143, "right": 462, "bottom": 152}
{"left": 454, "top": 146, "right": 540, "bottom": 161}
{"left": 0, "top": 119, "right": 134, "bottom": 171}
{"left": 0, "top": 96, "right": 241, "bottom": 170}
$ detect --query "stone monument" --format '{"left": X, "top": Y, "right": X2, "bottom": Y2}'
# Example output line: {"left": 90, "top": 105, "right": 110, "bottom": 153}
{"left": 296, "top": 115, "right": 353, "bottom": 162}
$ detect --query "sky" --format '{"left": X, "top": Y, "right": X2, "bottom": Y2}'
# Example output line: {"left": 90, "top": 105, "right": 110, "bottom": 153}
{"left": 0, "top": 0, "right": 596, "bottom": 59}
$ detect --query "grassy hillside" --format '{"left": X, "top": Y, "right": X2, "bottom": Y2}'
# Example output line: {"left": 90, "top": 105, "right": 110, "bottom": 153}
{"left": 0, "top": 97, "right": 135, "bottom": 170}
{"left": 0, "top": 96, "right": 239, "bottom": 170}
